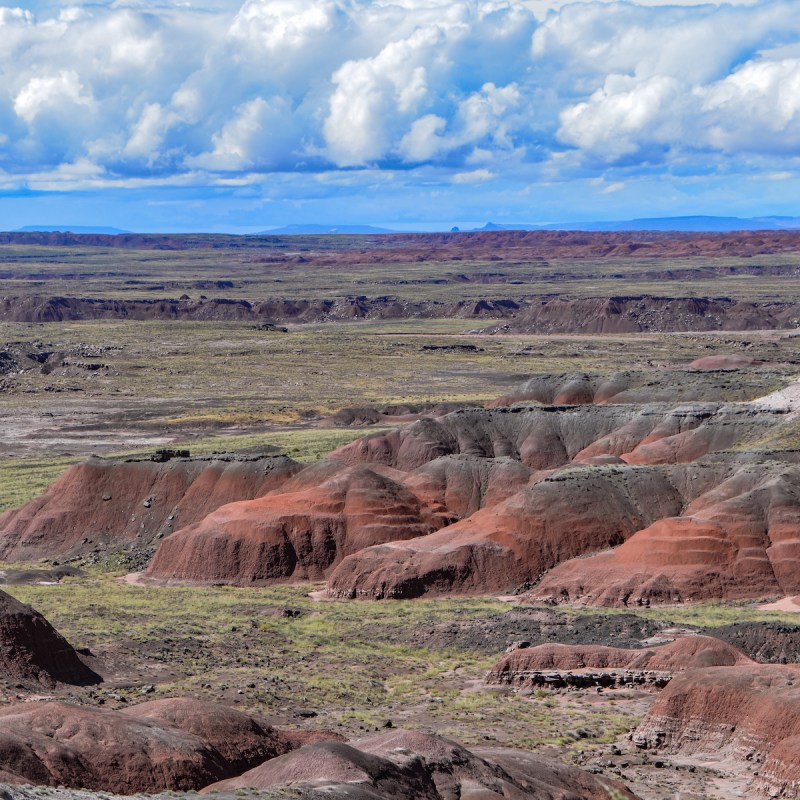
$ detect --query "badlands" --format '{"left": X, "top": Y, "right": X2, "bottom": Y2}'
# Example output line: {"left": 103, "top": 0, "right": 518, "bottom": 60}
{"left": 4, "top": 231, "right": 800, "bottom": 798}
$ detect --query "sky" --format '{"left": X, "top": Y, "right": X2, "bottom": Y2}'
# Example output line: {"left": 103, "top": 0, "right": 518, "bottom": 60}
{"left": 0, "top": 0, "right": 799, "bottom": 232}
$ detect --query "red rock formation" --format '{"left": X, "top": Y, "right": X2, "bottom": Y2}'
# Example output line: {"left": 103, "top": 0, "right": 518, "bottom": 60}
{"left": 0, "top": 454, "right": 302, "bottom": 561}
{"left": 0, "top": 698, "right": 331, "bottom": 793}
{"left": 145, "top": 462, "right": 444, "bottom": 585}
{"left": 634, "top": 665, "right": 800, "bottom": 798}
{"left": 0, "top": 589, "right": 99, "bottom": 686}
{"left": 487, "top": 636, "right": 753, "bottom": 685}
{"left": 530, "top": 464, "right": 800, "bottom": 606}
{"left": 204, "top": 729, "right": 639, "bottom": 799}
{"left": 327, "top": 465, "right": 689, "bottom": 598}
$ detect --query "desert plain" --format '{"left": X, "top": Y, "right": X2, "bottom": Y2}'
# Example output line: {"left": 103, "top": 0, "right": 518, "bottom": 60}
{"left": 4, "top": 230, "right": 800, "bottom": 798}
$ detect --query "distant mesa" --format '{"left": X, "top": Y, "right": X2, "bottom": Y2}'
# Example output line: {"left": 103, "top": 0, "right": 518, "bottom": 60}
{"left": 468, "top": 215, "right": 800, "bottom": 232}
{"left": 15, "top": 225, "right": 131, "bottom": 234}
{"left": 257, "top": 223, "right": 394, "bottom": 235}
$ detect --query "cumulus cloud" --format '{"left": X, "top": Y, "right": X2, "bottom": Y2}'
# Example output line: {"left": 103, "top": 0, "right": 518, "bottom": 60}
{"left": 0, "top": 0, "right": 798, "bottom": 199}
{"left": 14, "top": 70, "right": 94, "bottom": 124}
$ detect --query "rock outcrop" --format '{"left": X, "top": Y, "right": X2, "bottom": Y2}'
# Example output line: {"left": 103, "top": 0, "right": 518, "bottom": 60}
{"left": 496, "top": 294, "right": 800, "bottom": 335}
{"left": 204, "top": 729, "right": 639, "bottom": 799}
{"left": 331, "top": 403, "right": 784, "bottom": 472}
{"left": 0, "top": 590, "right": 99, "bottom": 687}
{"left": 633, "top": 665, "right": 800, "bottom": 798}
{"left": 0, "top": 698, "right": 332, "bottom": 793}
{"left": 487, "top": 636, "right": 753, "bottom": 688}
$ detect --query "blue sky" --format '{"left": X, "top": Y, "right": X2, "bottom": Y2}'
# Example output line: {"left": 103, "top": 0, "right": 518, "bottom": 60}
{"left": 0, "top": 0, "right": 798, "bottom": 232}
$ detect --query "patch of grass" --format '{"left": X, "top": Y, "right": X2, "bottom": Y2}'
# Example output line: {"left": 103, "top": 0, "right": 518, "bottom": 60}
{"left": 6, "top": 571, "right": 621, "bottom": 748}
{"left": 0, "top": 454, "right": 80, "bottom": 512}
{"left": 182, "top": 428, "right": 386, "bottom": 462}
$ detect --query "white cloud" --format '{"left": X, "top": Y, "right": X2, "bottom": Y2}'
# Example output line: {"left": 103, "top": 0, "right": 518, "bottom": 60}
{"left": 324, "top": 26, "right": 440, "bottom": 165}
{"left": 0, "top": 0, "right": 798, "bottom": 194}
{"left": 14, "top": 70, "right": 94, "bottom": 124}
{"left": 558, "top": 74, "right": 685, "bottom": 160}
{"left": 452, "top": 168, "right": 495, "bottom": 183}
{"left": 229, "top": 0, "right": 338, "bottom": 51}
{"left": 189, "top": 96, "right": 298, "bottom": 170}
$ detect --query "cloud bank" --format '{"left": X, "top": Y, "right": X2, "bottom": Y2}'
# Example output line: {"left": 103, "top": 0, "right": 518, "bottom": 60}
{"left": 0, "top": 0, "right": 799, "bottom": 227}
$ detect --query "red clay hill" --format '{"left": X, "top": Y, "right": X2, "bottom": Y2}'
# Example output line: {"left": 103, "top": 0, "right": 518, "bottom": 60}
{"left": 529, "top": 460, "right": 800, "bottom": 606}
{"left": 0, "top": 453, "right": 301, "bottom": 562}
{"left": 0, "top": 589, "right": 98, "bottom": 687}
{"left": 145, "top": 461, "right": 446, "bottom": 585}
{"left": 0, "top": 697, "right": 639, "bottom": 798}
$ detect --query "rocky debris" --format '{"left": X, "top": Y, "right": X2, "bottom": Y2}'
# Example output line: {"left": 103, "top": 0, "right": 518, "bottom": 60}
{"left": 0, "top": 589, "right": 99, "bottom": 687}
{"left": 402, "top": 608, "right": 667, "bottom": 655}
{"left": 707, "top": 621, "right": 800, "bottom": 663}
{"left": 487, "top": 636, "right": 753, "bottom": 689}
{"left": 0, "top": 565, "right": 84, "bottom": 585}
{"left": 203, "top": 729, "right": 639, "bottom": 799}
{"left": 144, "top": 461, "right": 446, "bottom": 585}
{"left": 0, "top": 454, "right": 302, "bottom": 562}
{"left": 633, "top": 665, "right": 800, "bottom": 798}
{"left": 420, "top": 343, "right": 484, "bottom": 352}
{"left": 0, "top": 698, "right": 336, "bottom": 794}
{"left": 150, "top": 449, "right": 190, "bottom": 462}
{"left": 253, "top": 322, "right": 288, "bottom": 332}
{"left": 529, "top": 461, "right": 800, "bottom": 606}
